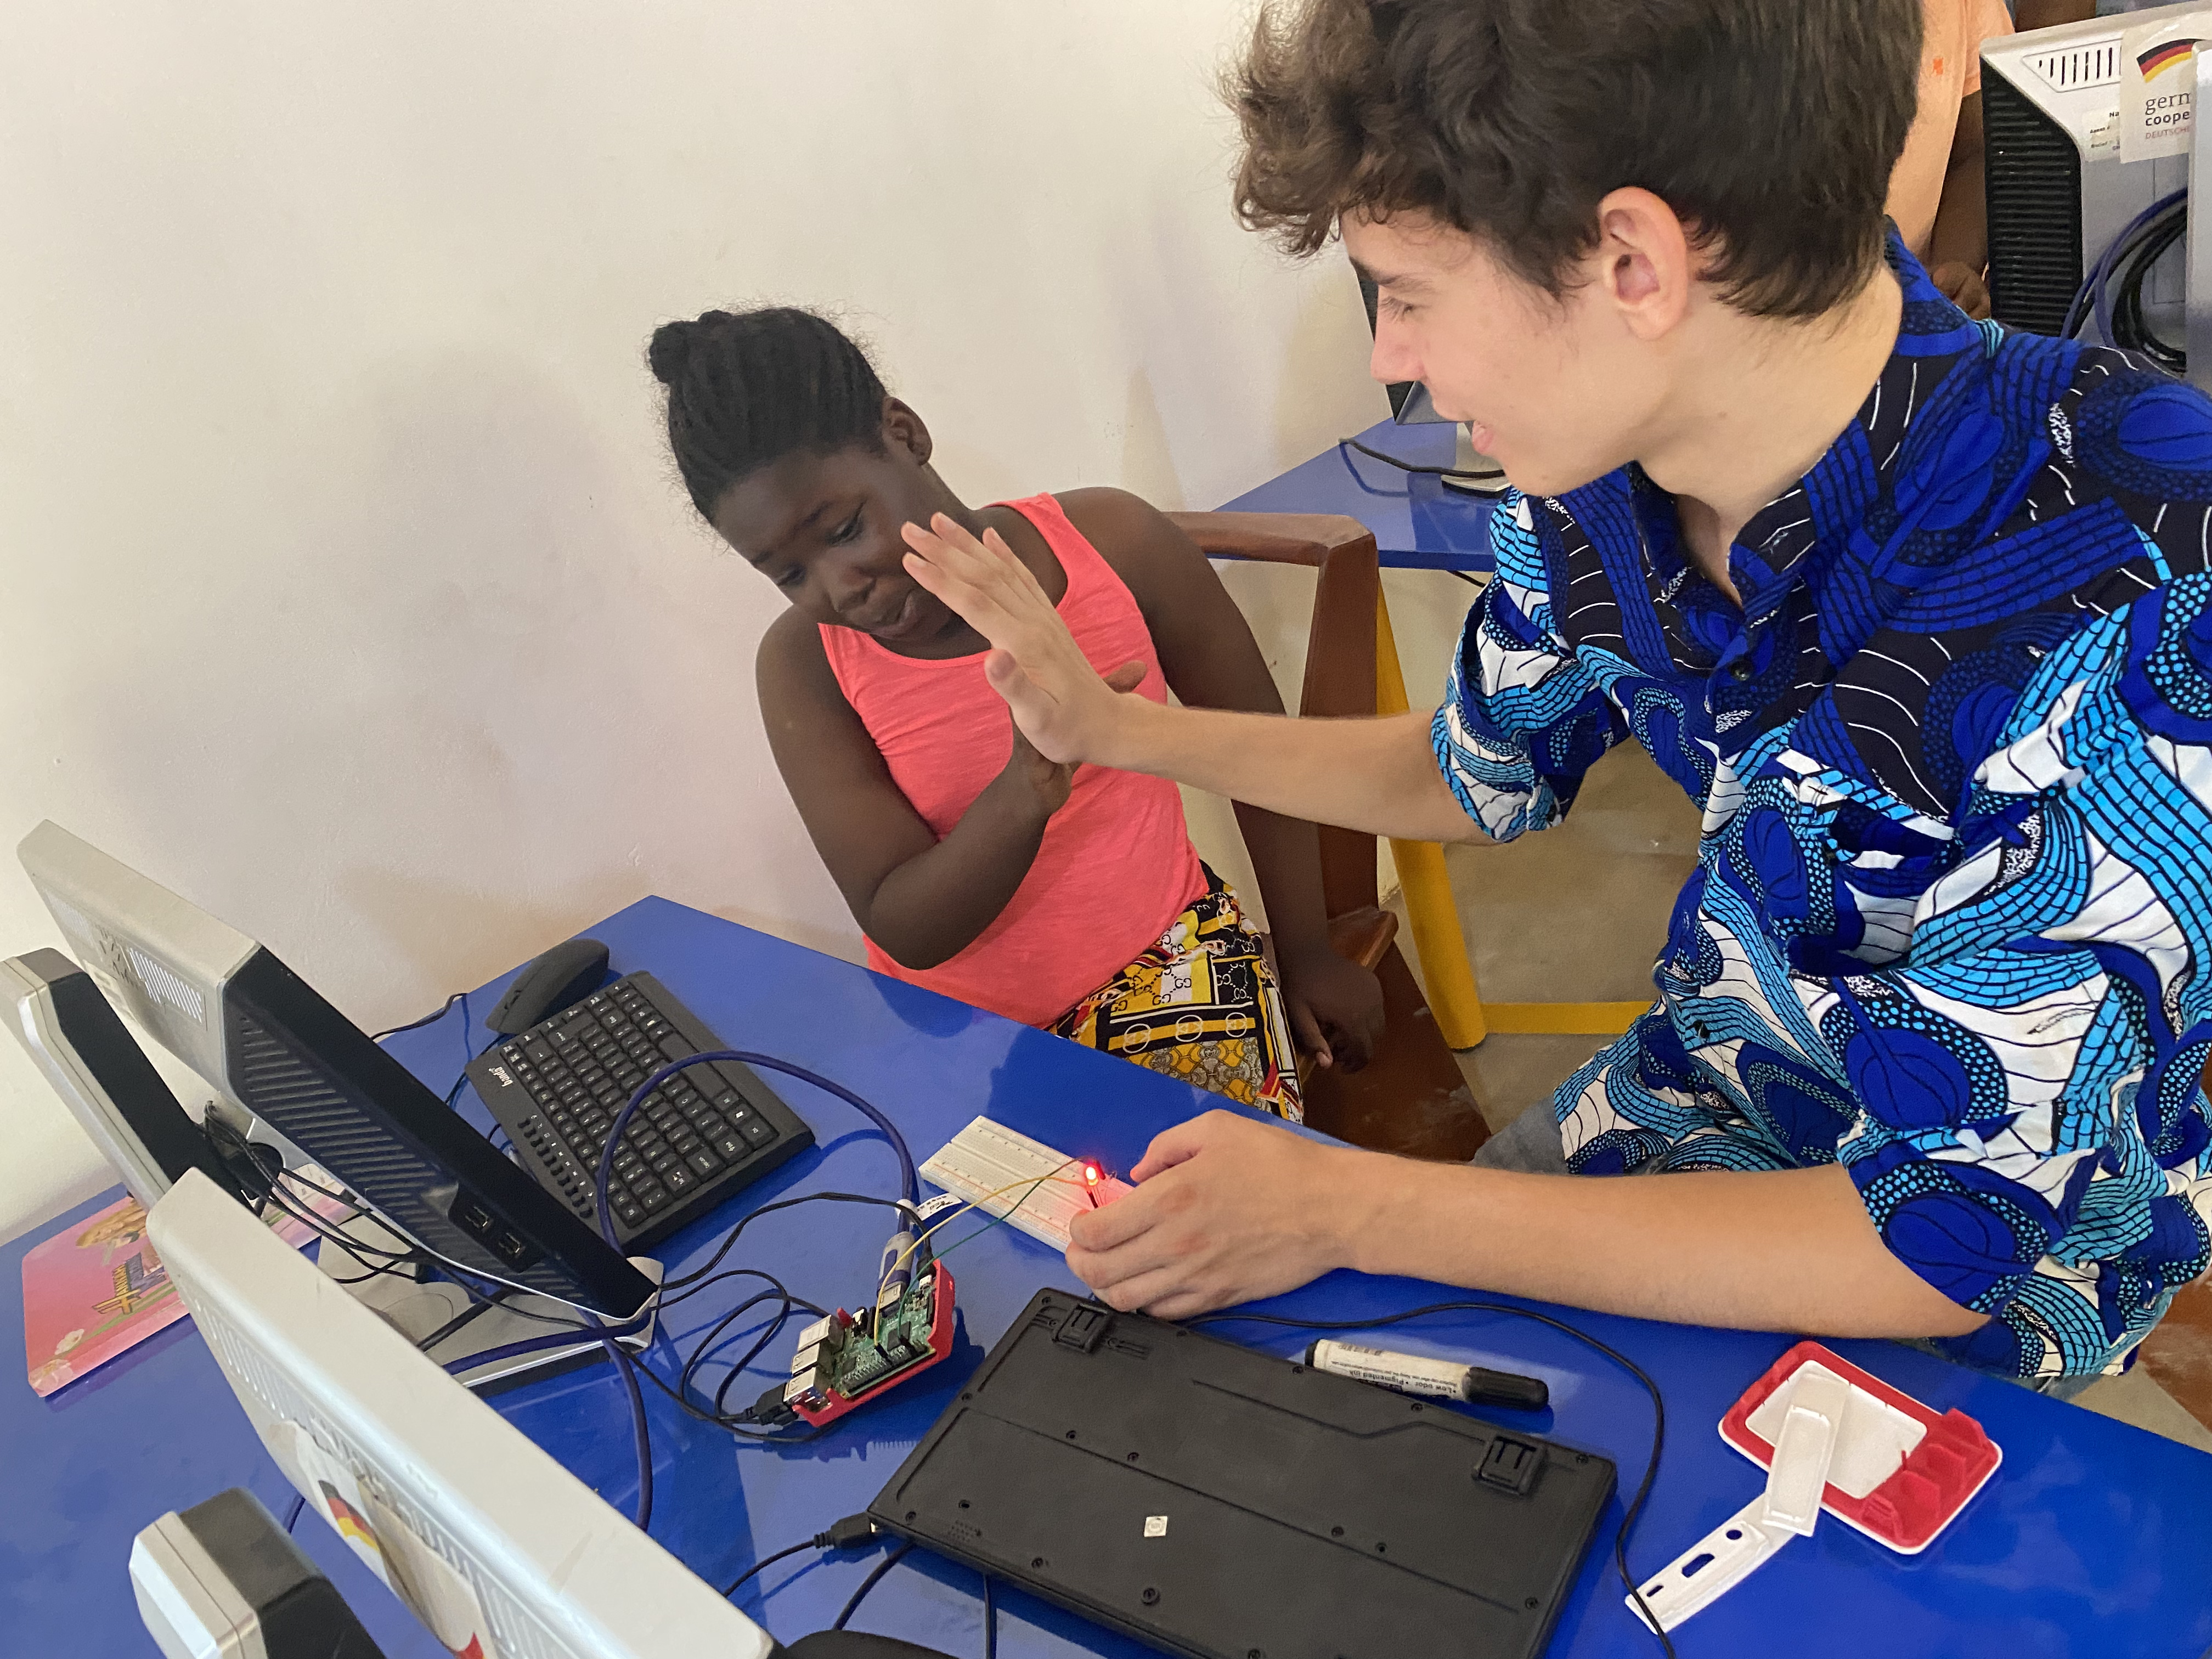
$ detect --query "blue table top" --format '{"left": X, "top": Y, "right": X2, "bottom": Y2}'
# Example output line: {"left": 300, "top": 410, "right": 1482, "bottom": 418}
{"left": 1217, "top": 416, "right": 1497, "bottom": 571}
{"left": 5, "top": 895, "right": 2210, "bottom": 1658}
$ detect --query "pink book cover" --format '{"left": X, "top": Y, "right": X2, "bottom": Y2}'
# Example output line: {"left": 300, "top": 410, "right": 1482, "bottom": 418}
{"left": 22, "top": 1168, "right": 352, "bottom": 1397}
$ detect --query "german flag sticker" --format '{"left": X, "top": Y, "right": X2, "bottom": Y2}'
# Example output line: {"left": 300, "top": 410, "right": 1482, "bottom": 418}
{"left": 319, "top": 1483, "right": 385, "bottom": 1559}
{"left": 2138, "top": 38, "right": 2201, "bottom": 82}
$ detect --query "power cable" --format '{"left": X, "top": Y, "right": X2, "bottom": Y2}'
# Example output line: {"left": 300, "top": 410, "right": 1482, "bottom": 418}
{"left": 832, "top": 1540, "right": 917, "bottom": 1632}
{"left": 1338, "top": 435, "right": 1510, "bottom": 499}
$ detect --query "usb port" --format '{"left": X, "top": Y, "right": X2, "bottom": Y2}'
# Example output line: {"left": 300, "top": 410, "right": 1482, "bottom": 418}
{"left": 447, "top": 1192, "right": 543, "bottom": 1269}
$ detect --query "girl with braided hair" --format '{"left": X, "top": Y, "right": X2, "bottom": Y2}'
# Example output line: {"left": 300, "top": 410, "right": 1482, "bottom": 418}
{"left": 648, "top": 306, "right": 1381, "bottom": 1119}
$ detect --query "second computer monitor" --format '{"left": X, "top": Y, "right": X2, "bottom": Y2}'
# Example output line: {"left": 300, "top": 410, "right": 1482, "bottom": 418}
{"left": 148, "top": 1168, "right": 775, "bottom": 1659}
{"left": 19, "top": 821, "right": 654, "bottom": 1318}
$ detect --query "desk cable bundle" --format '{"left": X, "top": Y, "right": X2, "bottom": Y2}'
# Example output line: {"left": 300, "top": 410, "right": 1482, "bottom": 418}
{"left": 177, "top": 1005, "right": 1828, "bottom": 1659}
{"left": 200, "top": 958, "right": 1787, "bottom": 1659}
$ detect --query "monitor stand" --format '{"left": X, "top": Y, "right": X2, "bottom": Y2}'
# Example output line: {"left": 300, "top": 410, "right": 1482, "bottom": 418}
{"left": 310, "top": 1209, "right": 661, "bottom": 1395}
{"left": 1441, "top": 424, "right": 1504, "bottom": 496}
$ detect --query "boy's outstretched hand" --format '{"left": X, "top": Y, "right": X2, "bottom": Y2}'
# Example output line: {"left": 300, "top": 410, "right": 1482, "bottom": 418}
{"left": 1065, "top": 1109, "right": 1368, "bottom": 1321}
{"left": 902, "top": 514, "right": 1148, "bottom": 766}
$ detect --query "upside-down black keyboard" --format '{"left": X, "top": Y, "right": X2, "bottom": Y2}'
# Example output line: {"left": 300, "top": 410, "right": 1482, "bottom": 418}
{"left": 464, "top": 971, "right": 814, "bottom": 1252}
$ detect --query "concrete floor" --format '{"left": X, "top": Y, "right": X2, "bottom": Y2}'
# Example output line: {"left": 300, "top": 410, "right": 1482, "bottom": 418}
{"left": 1390, "top": 740, "right": 1701, "bottom": 1136}
{"left": 1390, "top": 741, "right": 2212, "bottom": 1454}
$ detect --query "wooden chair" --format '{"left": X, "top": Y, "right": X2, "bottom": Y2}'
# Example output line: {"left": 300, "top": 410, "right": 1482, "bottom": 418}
{"left": 1167, "top": 510, "right": 1489, "bottom": 1160}
{"left": 2138, "top": 1277, "right": 2212, "bottom": 1435}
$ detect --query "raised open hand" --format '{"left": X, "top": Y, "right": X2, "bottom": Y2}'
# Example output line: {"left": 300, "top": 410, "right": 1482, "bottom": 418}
{"left": 901, "top": 514, "right": 1148, "bottom": 766}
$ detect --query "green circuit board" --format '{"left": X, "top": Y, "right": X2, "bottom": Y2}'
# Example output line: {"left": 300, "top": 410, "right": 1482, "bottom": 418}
{"left": 790, "top": 1265, "right": 944, "bottom": 1407}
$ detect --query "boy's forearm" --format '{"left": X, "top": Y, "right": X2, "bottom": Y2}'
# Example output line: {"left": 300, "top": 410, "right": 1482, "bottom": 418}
{"left": 1335, "top": 1155, "right": 1986, "bottom": 1339}
{"left": 1104, "top": 702, "right": 1482, "bottom": 845}
{"left": 861, "top": 775, "right": 1051, "bottom": 969}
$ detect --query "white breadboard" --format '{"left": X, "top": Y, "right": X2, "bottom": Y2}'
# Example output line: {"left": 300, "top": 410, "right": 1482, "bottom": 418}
{"left": 918, "top": 1116, "right": 1133, "bottom": 1251}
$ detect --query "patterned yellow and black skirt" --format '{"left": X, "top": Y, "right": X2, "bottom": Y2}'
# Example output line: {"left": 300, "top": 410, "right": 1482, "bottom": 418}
{"left": 1049, "top": 870, "right": 1302, "bottom": 1121}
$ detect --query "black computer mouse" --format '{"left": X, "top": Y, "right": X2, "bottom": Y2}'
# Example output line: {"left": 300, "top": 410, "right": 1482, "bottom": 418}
{"left": 486, "top": 937, "right": 610, "bottom": 1035}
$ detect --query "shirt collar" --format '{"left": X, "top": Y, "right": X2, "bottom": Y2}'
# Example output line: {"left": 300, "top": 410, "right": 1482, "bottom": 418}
{"left": 1610, "top": 231, "right": 1989, "bottom": 631}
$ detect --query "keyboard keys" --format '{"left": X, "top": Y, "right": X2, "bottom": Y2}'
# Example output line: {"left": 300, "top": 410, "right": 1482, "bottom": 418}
{"left": 489, "top": 972, "right": 803, "bottom": 1243}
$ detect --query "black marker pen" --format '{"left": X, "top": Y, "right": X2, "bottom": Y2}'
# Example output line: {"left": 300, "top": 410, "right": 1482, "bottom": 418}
{"left": 1305, "top": 1339, "right": 1550, "bottom": 1412}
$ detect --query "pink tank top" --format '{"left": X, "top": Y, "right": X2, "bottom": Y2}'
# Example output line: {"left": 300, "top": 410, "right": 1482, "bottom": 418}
{"left": 819, "top": 494, "right": 1207, "bottom": 1026}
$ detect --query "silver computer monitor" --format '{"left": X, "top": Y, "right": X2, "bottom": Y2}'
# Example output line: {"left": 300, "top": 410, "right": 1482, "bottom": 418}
{"left": 146, "top": 1167, "right": 775, "bottom": 1659}
{"left": 3, "top": 946, "right": 255, "bottom": 1211}
{"left": 19, "top": 821, "right": 653, "bottom": 1318}
{"left": 20, "top": 823, "right": 252, "bottom": 1097}
{"left": 1984, "top": 9, "right": 2193, "bottom": 349}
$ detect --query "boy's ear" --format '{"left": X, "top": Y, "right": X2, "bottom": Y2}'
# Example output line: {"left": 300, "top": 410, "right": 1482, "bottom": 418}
{"left": 883, "top": 397, "right": 934, "bottom": 466}
{"left": 1590, "top": 187, "right": 1695, "bottom": 342}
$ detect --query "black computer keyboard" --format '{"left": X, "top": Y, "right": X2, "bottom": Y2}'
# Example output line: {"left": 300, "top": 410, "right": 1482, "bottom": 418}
{"left": 465, "top": 971, "right": 814, "bottom": 1252}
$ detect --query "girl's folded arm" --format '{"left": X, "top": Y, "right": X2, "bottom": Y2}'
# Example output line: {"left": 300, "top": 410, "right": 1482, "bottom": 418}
{"left": 757, "top": 612, "right": 1058, "bottom": 970}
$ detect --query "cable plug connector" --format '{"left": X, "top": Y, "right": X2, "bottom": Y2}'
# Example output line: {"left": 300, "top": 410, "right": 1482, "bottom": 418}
{"left": 814, "top": 1514, "right": 882, "bottom": 1551}
{"left": 734, "top": 1381, "right": 799, "bottom": 1427}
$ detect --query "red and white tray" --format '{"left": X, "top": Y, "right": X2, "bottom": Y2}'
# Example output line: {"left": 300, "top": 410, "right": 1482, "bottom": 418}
{"left": 1720, "top": 1339, "right": 2002, "bottom": 1553}
{"left": 1629, "top": 1341, "right": 2000, "bottom": 1633}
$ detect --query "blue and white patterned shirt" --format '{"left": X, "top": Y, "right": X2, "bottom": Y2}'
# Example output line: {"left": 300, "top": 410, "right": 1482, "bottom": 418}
{"left": 1435, "top": 241, "right": 2212, "bottom": 1380}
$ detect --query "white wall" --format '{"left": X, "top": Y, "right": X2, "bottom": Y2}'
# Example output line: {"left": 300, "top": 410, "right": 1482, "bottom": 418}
{"left": 0, "top": 2, "right": 1392, "bottom": 1240}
